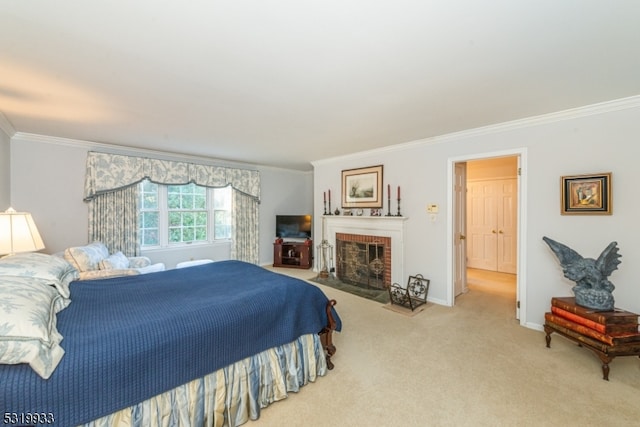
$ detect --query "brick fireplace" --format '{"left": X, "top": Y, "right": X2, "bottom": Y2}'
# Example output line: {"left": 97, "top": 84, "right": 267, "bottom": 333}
{"left": 321, "top": 216, "right": 407, "bottom": 287}
{"left": 336, "top": 233, "right": 391, "bottom": 289}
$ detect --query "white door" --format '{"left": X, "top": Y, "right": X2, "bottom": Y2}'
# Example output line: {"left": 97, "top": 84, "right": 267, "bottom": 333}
{"left": 453, "top": 163, "right": 467, "bottom": 296}
{"left": 467, "top": 181, "right": 498, "bottom": 270}
{"left": 467, "top": 178, "right": 517, "bottom": 274}
{"left": 496, "top": 179, "right": 517, "bottom": 274}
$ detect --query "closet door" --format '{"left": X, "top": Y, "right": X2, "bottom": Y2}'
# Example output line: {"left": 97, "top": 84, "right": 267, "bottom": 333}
{"left": 467, "top": 181, "right": 498, "bottom": 270}
{"left": 467, "top": 179, "right": 517, "bottom": 273}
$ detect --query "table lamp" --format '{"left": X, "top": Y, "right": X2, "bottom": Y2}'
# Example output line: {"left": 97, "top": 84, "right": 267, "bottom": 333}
{"left": 0, "top": 207, "right": 45, "bottom": 256}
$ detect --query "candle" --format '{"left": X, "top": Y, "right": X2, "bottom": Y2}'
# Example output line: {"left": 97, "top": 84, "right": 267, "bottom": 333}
{"left": 388, "top": 184, "right": 390, "bottom": 199}
{"left": 328, "top": 189, "right": 331, "bottom": 202}
{"left": 323, "top": 191, "right": 326, "bottom": 202}
{"left": 397, "top": 186, "right": 400, "bottom": 199}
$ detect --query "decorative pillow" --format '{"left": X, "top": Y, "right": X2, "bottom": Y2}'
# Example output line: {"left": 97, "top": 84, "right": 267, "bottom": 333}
{"left": 64, "top": 242, "right": 109, "bottom": 273}
{"left": 135, "top": 262, "right": 166, "bottom": 274}
{"left": 0, "top": 252, "right": 78, "bottom": 299}
{"left": 128, "top": 256, "right": 152, "bottom": 269}
{"left": 0, "top": 276, "right": 68, "bottom": 379}
{"left": 99, "top": 251, "right": 130, "bottom": 270}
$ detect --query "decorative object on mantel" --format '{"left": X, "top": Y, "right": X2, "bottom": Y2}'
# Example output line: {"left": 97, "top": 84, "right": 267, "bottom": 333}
{"left": 334, "top": 208, "right": 340, "bottom": 215}
{"left": 542, "top": 236, "right": 621, "bottom": 310}
{"left": 324, "top": 189, "right": 333, "bottom": 215}
{"left": 383, "top": 184, "right": 402, "bottom": 216}
{"left": 561, "top": 172, "right": 612, "bottom": 215}
{"left": 323, "top": 191, "right": 327, "bottom": 215}
{"left": 341, "top": 165, "right": 383, "bottom": 209}
{"left": 370, "top": 208, "right": 382, "bottom": 216}
{"left": 386, "top": 274, "right": 430, "bottom": 311}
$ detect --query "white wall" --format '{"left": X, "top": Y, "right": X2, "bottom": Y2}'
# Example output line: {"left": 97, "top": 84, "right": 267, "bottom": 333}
{"left": 0, "top": 114, "right": 12, "bottom": 209}
{"left": 312, "top": 97, "right": 640, "bottom": 330}
{"left": 9, "top": 134, "right": 313, "bottom": 267}
{"left": 258, "top": 167, "right": 314, "bottom": 265}
{"left": 11, "top": 136, "right": 88, "bottom": 253}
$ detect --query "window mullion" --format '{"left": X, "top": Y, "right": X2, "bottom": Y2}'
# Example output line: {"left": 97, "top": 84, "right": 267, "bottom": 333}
{"left": 159, "top": 186, "right": 169, "bottom": 246}
{"left": 208, "top": 188, "right": 214, "bottom": 243}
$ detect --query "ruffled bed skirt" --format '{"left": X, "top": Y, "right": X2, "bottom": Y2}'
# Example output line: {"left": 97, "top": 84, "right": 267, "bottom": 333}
{"left": 83, "top": 334, "right": 327, "bottom": 427}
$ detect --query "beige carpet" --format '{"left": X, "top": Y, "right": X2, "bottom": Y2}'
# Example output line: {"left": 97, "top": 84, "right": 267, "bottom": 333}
{"left": 259, "top": 267, "right": 640, "bottom": 426}
{"left": 381, "top": 302, "right": 427, "bottom": 317}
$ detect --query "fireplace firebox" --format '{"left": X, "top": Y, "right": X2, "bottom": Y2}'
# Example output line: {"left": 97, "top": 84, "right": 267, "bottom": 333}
{"left": 335, "top": 233, "right": 390, "bottom": 290}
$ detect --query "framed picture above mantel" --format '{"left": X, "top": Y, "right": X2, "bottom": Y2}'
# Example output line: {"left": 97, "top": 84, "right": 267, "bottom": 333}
{"left": 342, "top": 165, "right": 384, "bottom": 208}
{"left": 561, "top": 172, "right": 612, "bottom": 215}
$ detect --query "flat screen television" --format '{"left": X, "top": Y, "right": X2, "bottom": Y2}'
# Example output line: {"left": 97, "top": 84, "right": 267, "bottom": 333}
{"left": 276, "top": 215, "right": 312, "bottom": 239}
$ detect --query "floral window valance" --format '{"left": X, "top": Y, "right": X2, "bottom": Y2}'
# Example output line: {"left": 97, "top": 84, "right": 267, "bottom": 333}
{"left": 84, "top": 152, "right": 260, "bottom": 201}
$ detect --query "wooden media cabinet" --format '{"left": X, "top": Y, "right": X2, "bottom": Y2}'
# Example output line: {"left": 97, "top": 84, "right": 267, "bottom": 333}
{"left": 273, "top": 240, "right": 313, "bottom": 269}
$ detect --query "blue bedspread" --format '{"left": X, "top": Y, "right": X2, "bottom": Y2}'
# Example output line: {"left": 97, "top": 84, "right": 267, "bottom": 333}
{"left": 0, "top": 260, "right": 341, "bottom": 427}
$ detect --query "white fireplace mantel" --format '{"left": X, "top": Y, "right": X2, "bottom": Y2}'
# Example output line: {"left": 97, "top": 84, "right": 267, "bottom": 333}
{"left": 320, "top": 216, "right": 408, "bottom": 286}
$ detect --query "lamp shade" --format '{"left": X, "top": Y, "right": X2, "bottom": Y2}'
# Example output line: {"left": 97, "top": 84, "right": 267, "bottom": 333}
{"left": 0, "top": 207, "right": 45, "bottom": 255}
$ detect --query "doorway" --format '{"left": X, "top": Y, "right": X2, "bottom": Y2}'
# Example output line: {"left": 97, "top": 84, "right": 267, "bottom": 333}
{"left": 448, "top": 149, "right": 526, "bottom": 324}
{"left": 466, "top": 158, "right": 517, "bottom": 274}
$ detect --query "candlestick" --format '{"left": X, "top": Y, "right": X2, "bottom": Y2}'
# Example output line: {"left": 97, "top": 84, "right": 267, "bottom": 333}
{"left": 397, "top": 186, "right": 400, "bottom": 199}
{"left": 327, "top": 189, "right": 332, "bottom": 215}
{"left": 387, "top": 184, "right": 390, "bottom": 199}
{"left": 323, "top": 191, "right": 326, "bottom": 202}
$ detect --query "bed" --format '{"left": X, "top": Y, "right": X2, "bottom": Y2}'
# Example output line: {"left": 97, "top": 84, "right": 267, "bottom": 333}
{"left": 0, "top": 255, "right": 340, "bottom": 427}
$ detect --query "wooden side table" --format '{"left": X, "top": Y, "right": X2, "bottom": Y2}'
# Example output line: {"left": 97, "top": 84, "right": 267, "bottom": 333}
{"left": 544, "top": 321, "right": 640, "bottom": 380}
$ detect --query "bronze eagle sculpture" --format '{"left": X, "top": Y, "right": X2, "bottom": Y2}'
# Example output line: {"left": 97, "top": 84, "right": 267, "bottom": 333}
{"left": 542, "top": 236, "right": 621, "bottom": 311}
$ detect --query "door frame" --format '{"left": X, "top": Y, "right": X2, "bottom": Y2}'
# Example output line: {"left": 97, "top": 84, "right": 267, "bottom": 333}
{"left": 453, "top": 162, "right": 467, "bottom": 297}
{"left": 446, "top": 148, "right": 528, "bottom": 325}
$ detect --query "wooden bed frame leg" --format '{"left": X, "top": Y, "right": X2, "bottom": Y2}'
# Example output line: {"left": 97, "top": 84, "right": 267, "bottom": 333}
{"left": 319, "top": 299, "right": 338, "bottom": 370}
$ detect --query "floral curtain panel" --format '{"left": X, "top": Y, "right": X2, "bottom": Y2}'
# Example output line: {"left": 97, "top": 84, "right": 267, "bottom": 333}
{"left": 230, "top": 190, "right": 260, "bottom": 264}
{"left": 84, "top": 152, "right": 261, "bottom": 261}
{"left": 88, "top": 186, "right": 140, "bottom": 256}
{"left": 84, "top": 152, "right": 260, "bottom": 201}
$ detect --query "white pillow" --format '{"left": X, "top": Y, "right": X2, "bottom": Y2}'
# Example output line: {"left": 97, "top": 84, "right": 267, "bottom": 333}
{"left": 0, "top": 252, "right": 78, "bottom": 298}
{"left": 135, "top": 262, "right": 166, "bottom": 274}
{"left": 64, "top": 242, "right": 110, "bottom": 272}
{"left": 176, "top": 259, "right": 214, "bottom": 268}
{"left": 0, "top": 276, "right": 68, "bottom": 379}
{"left": 99, "top": 251, "right": 130, "bottom": 270}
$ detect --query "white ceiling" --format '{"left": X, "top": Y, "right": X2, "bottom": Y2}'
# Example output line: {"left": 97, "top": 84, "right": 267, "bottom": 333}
{"left": 1, "top": 1, "right": 639, "bottom": 171}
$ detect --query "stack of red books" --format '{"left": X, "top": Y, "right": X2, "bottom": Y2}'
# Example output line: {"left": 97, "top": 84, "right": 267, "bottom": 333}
{"left": 545, "top": 297, "right": 640, "bottom": 347}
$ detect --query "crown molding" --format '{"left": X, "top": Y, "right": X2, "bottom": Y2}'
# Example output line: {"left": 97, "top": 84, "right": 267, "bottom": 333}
{"left": 0, "top": 113, "right": 16, "bottom": 137}
{"left": 10, "top": 132, "right": 312, "bottom": 174}
{"left": 312, "top": 95, "right": 640, "bottom": 167}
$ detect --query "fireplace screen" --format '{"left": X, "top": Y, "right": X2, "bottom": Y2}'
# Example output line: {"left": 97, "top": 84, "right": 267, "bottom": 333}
{"left": 336, "top": 239, "right": 386, "bottom": 290}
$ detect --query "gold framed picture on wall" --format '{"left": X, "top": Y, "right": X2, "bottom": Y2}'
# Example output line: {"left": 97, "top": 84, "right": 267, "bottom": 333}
{"left": 341, "top": 165, "right": 383, "bottom": 208}
{"left": 561, "top": 172, "right": 612, "bottom": 215}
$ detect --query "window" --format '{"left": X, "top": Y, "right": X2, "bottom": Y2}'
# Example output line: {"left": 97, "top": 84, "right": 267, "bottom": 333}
{"left": 168, "top": 183, "right": 207, "bottom": 244}
{"left": 139, "top": 180, "right": 159, "bottom": 246}
{"left": 138, "top": 180, "right": 232, "bottom": 248}
{"left": 213, "top": 186, "right": 232, "bottom": 240}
